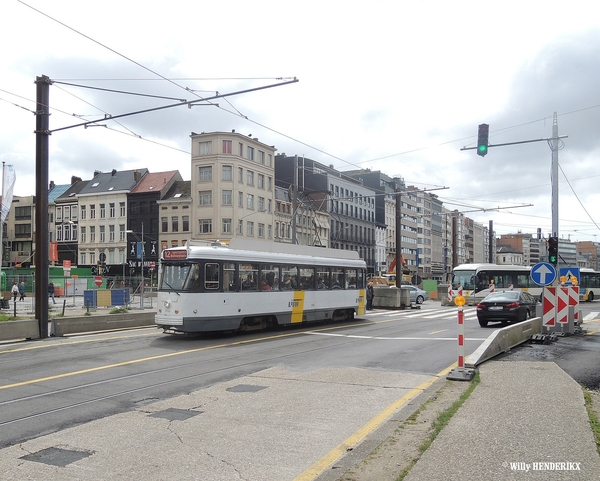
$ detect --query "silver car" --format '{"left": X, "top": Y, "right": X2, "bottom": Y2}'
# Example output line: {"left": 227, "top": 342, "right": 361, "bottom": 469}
{"left": 401, "top": 285, "right": 429, "bottom": 304}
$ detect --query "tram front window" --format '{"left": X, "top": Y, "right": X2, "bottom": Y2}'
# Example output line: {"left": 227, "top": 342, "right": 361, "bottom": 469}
{"left": 160, "top": 263, "right": 198, "bottom": 291}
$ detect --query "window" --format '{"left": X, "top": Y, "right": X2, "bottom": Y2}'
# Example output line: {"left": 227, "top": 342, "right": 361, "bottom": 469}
{"left": 258, "top": 174, "right": 265, "bottom": 189}
{"left": 80, "top": 252, "right": 86, "bottom": 265}
{"left": 238, "top": 142, "right": 244, "bottom": 156}
{"left": 120, "top": 202, "right": 126, "bottom": 216}
{"left": 205, "top": 263, "right": 219, "bottom": 290}
{"left": 199, "top": 166, "right": 212, "bottom": 182}
{"left": 247, "top": 146, "right": 254, "bottom": 160}
{"left": 172, "top": 216, "right": 179, "bottom": 232}
{"left": 258, "top": 197, "right": 265, "bottom": 211}
{"left": 109, "top": 225, "right": 115, "bottom": 242}
{"left": 238, "top": 220, "right": 243, "bottom": 235}
{"left": 89, "top": 204, "right": 95, "bottom": 219}
{"left": 161, "top": 217, "right": 168, "bottom": 232}
{"left": 199, "top": 219, "right": 212, "bottom": 234}
{"left": 222, "top": 139, "right": 232, "bottom": 154}
{"left": 247, "top": 194, "right": 254, "bottom": 209}
{"left": 259, "top": 150, "right": 265, "bottom": 164}
{"left": 100, "top": 204, "right": 106, "bottom": 218}
{"left": 238, "top": 191, "right": 243, "bottom": 207}
{"left": 119, "top": 224, "right": 125, "bottom": 241}
{"left": 238, "top": 167, "right": 243, "bottom": 183}
{"left": 267, "top": 176, "right": 272, "bottom": 191}
{"left": 222, "top": 218, "right": 232, "bottom": 234}
{"left": 182, "top": 215, "right": 189, "bottom": 231}
{"left": 80, "top": 226, "right": 86, "bottom": 242}
{"left": 268, "top": 225, "right": 272, "bottom": 239}
{"left": 258, "top": 223, "right": 265, "bottom": 238}
{"left": 222, "top": 165, "right": 232, "bottom": 181}
{"left": 268, "top": 199, "right": 272, "bottom": 213}
{"left": 199, "top": 141, "right": 212, "bottom": 155}
{"left": 109, "top": 203, "right": 115, "bottom": 218}
{"left": 199, "top": 190, "right": 212, "bottom": 206}
{"left": 90, "top": 226, "right": 96, "bottom": 242}
{"left": 247, "top": 221, "right": 254, "bottom": 236}
{"left": 222, "top": 189, "right": 232, "bottom": 205}
{"left": 268, "top": 154, "right": 272, "bottom": 167}
{"left": 247, "top": 171, "right": 254, "bottom": 186}
{"left": 100, "top": 226, "right": 105, "bottom": 242}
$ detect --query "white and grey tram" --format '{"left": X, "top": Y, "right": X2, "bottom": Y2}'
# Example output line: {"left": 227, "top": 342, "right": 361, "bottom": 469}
{"left": 155, "top": 239, "right": 367, "bottom": 333}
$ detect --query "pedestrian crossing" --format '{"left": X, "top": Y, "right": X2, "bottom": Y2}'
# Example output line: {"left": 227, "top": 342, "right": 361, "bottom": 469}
{"left": 361, "top": 306, "right": 478, "bottom": 321}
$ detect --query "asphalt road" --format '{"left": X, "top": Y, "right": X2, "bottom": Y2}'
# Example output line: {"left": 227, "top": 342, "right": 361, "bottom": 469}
{"left": 1, "top": 301, "right": 598, "bottom": 480}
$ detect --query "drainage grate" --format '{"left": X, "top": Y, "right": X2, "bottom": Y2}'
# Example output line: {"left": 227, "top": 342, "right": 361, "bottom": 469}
{"left": 149, "top": 408, "right": 203, "bottom": 421}
{"left": 226, "top": 384, "right": 267, "bottom": 393}
{"left": 20, "top": 447, "right": 94, "bottom": 467}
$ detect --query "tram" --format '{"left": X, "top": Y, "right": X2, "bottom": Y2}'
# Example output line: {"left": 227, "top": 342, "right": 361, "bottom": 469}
{"left": 155, "top": 239, "right": 367, "bottom": 333}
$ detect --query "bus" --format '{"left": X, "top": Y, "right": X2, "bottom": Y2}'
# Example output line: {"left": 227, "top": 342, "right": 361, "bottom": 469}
{"left": 452, "top": 263, "right": 600, "bottom": 305}
{"left": 155, "top": 238, "right": 367, "bottom": 333}
{"left": 451, "top": 263, "right": 542, "bottom": 305}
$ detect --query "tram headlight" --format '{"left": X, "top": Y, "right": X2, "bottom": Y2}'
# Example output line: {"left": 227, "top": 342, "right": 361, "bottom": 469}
{"left": 164, "top": 300, "right": 171, "bottom": 309}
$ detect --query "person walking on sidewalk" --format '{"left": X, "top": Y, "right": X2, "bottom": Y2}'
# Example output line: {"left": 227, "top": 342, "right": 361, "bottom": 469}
{"left": 11, "top": 282, "right": 18, "bottom": 302}
{"left": 366, "top": 282, "right": 375, "bottom": 310}
{"left": 18, "top": 282, "right": 26, "bottom": 301}
{"left": 48, "top": 281, "right": 56, "bottom": 304}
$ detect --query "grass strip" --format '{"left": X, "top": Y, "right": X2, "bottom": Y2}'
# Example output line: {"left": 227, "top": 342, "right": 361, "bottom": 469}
{"left": 583, "top": 389, "right": 600, "bottom": 455}
{"left": 395, "top": 372, "right": 481, "bottom": 481}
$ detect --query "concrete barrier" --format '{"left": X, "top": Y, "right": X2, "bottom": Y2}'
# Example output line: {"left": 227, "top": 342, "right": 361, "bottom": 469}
{"left": 51, "top": 312, "right": 156, "bottom": 336}
{"left": 465, "top": 317, "right": 541, "bottom": 368}
{"left": 0, "top": 319, "right": 40, "bottom": 341}
{"left": 373, "top": 286, "right": 411, "bottom": 309}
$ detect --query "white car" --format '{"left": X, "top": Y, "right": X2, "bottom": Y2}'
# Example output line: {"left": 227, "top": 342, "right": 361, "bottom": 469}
{"left": 401, "top": 285, "right": 429, "bottom": 304}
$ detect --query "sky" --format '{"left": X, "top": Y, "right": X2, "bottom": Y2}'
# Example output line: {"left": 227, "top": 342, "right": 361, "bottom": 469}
{"left": 2, "top": 0, "right": 600, "bottom": 242}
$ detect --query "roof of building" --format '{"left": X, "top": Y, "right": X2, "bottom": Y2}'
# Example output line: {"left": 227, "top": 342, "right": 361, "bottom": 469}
{"left": 497, "top": 245, "right": 523, "bottom": 254}
{"left": 78, "top": 169, "right": 148, "bottom": 195}
{"left": 48, "top": 184, "right": 71, "bottom": 203}
{"left": 129, "top": 170, "right": 182, "bottom": 195}
{"left": 55, "top": 179, "right": 91, "bottom": 203}
{"left": 160, "top": 180, "right": 191, "bottom": 201}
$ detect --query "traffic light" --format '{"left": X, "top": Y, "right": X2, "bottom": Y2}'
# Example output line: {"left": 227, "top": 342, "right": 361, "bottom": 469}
{"left": 477, "top": 123, "right": 489, "bottom": 157}
{"left": 548, "top": 236, "right": 558, "bottom": 265}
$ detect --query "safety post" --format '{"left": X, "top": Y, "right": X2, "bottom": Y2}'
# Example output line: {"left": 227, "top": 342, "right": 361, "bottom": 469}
{"left": 446, "top": 293, "right": 476, "bottom": 381}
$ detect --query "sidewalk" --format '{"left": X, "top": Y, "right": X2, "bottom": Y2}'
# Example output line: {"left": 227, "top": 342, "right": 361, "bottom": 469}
{"left": 404, "top": 360, "right": 600, "bottom": 480}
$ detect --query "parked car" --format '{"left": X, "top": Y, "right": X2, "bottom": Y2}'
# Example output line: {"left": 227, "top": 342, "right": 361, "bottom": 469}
{"left": 400, "top": 285, "right": 429, "bottom": 304}
{"left": 476, "top": 290, "right": 539, "bottom": 327}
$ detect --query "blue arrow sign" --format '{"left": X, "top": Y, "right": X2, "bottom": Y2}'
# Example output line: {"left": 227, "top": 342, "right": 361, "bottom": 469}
{"left": 531, "top": 262, "right": 557, "bottom": 286}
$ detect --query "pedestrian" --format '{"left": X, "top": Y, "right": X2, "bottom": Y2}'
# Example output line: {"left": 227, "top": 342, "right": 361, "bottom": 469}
{"left": 366, "top": 282, "right": 375, "bottom": 310}
{"left": 18, "top": 282, "right": 26, "bottom": 301}
{"left": 11, "top": 282, "right": 18, "bottom": 302}
{"left": 48, "top": 281, "right": 56, "bottom": 304}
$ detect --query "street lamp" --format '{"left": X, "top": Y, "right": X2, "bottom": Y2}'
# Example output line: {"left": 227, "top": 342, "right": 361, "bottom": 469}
{"left": 126, "top": 222, "right": 144, "bottom": 309}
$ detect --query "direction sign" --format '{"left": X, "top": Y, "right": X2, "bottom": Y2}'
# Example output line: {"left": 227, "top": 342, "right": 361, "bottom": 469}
{"left": 531, "top": 262, "right": 557, "bottom": 286}
{"left": 94, "top": 276, "right": 103, "bottom": 287}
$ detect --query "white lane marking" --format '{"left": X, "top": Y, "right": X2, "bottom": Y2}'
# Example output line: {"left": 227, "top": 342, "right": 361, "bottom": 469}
{"left": 306, "top": 332, "right": 488, "bottom": 341}
{"left": 583, "top": 311, "right": 599, "bottom": 321}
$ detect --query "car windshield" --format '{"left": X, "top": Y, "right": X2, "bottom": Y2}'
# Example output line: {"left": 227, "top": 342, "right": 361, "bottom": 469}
{"left": 484, "top": 292, "right": 519, "bottom": 302}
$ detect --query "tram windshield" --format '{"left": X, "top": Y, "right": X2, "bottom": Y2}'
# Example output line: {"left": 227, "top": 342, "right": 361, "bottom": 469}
{"left": 160, "top": 263, "right": 199, "bottom": 291}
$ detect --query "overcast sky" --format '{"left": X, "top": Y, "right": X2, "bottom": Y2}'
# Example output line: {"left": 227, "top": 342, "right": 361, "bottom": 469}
{"left": 2, "top": 0, "right": 600, "bottom": 242}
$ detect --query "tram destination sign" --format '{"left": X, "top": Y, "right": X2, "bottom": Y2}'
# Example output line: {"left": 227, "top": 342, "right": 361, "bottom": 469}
{"left": 163, "top": 250, "right": 187, "bottom": 259}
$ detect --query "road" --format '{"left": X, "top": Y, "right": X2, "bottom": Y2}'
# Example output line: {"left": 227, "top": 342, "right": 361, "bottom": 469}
{"left": 1, "top": 301, "right": 598, "bottom": 480}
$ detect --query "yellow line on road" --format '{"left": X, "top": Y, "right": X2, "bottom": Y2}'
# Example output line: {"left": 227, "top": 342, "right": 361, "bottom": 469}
{"left": 293, "top": 363, "right": 458, "bottom": 481}
{"left": 429, "top": 329, "right": 449, "bottom": 335}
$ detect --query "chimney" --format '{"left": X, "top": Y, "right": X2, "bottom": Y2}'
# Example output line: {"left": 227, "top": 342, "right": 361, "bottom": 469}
{"left": 111, "top": 169, "right": 117, "bottom": 176}
{"left": 71, "top": 176, "right": 82, "bottom": 185}
{"left": 49, "top": 180, "right": 55, "bottom": 190}
{"left": 134, "top": 170, "right": 141, "bottom": 183}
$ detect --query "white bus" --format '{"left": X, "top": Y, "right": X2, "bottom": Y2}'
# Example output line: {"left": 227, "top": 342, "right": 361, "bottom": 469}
{"left": 155, "top": 239, "right": 367, "bottom": 333}
{"left": 451, "top": 263, "right": 542, "bottom": 305}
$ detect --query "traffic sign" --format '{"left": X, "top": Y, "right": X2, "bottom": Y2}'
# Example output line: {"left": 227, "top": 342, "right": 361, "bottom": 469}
{"left": 94, "top": 276, "right": 103, "bottom": 287}
{"left": 559, "top": 267, "right": 580, "bottom": 286}
{"left": 531, "top": 262, "right": 557, "bottom": 286}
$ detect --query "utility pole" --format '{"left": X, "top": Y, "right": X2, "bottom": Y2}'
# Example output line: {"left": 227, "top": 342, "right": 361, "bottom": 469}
{"left": 394, "top": 182, "right": 401, "bottom": 289}
{"left": 35, "top": 75, "right": 51, "bottom": 338}
{"left": 291, "top": 155, "right": 298, "bottom": 244}
{"left": 551, "top": 112, "right": 559, "bottom": 239}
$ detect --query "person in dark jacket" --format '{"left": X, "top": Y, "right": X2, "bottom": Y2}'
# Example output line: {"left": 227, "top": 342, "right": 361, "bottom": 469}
{"left": 366, "top": 282, "right": 375, "bottom": 310}
{"left": 18, "top": 282, "right": 26, "bottom": 301}
{"left": 48, "top": 281, "right": 56, "bottom": 304}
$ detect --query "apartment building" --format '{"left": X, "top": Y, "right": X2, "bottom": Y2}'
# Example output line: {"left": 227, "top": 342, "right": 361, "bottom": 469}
{"left": 156, "top": 180, "right": 192, "bottom": 251}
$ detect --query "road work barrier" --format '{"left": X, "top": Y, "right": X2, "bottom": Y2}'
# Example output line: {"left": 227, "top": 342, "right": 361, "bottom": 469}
{"left": 465, "top": 317, "right": 542, "bottom": 368}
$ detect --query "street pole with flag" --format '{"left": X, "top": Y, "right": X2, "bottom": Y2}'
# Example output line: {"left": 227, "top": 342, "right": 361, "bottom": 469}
{"left": 1, "top": 163, "right": 16, "bottom": 294}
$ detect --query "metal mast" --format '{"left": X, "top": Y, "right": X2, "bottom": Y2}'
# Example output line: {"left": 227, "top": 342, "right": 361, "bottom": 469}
{"left": 551, "top": 112, "right": 559, "bottom": 239}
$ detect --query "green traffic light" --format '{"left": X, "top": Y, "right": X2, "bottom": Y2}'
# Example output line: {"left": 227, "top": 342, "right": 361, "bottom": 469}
{"left": 478, "top": 145, "right": 488, "bottom": 154}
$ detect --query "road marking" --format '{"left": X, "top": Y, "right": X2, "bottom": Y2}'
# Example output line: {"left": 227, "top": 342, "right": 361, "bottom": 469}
{"left": 293, "top": 363, "right": 458, "bottom": 481}
{"left": 429, "top": 329, "right": 449, "bottom": 335}
{"left": 307, "top": 332, "right": 487, "bottom": 341}
{"left": 583, "top": 312, "right": 599, "bottom": 321}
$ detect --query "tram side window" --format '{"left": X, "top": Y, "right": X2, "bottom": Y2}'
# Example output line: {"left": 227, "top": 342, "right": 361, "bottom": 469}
{"left": 346, "top": 269, "right": 357, "bottom": 288}
{"left": 239, "top": 263, "right": 259, "bottom": 291}
{"left": 223, "top": 263, "right": 236, "bottom": 291}
{"left": 515, "top": 274, "right": 529, "bottom": 289}
{"left": 316, "top": 267, "right": 330, "bottom": 290}
{"left": 205, "top": 263, "right": 219, "bottom": 290}
{"left": 331, "top": 267, "right": 344, "bottom": 289}
{"left": 358, "top": 269, "right": 366, "bottom": 288}
{"left": 260, "top": 264, "right": 279, "bottom": 291}
{"left": 299, "top": 266, "right": 315, "bottom": 290}
{"left": 281, "top": 265, "right": 298, "bottom": 290}
{"left": 189, "top": 263, "right": 201, "bottom": 292}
